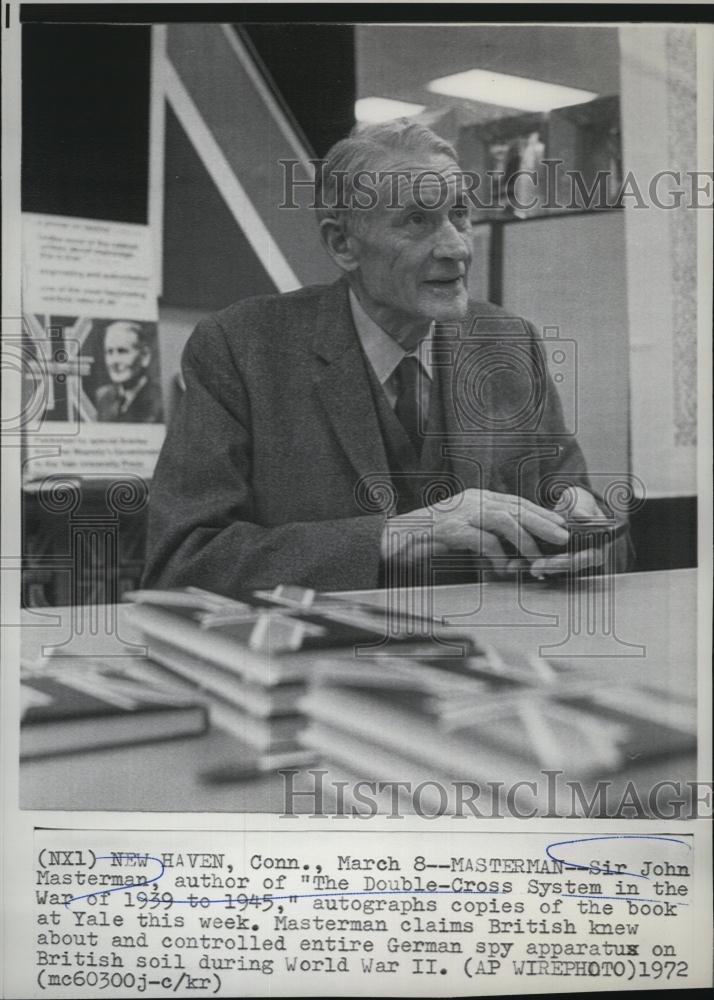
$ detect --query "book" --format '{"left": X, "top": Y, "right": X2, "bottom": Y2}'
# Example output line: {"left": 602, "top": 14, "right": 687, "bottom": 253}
{"left": 302, "top": 720, "right": 474, "bottom": 813}
{"left": 302, "top": 722, "right": 611, "bottom": 818}
{"left": 299, "top": 685, "right": 529, "bottom": 784}
{"left": 124, "top": 585, "right": 478, "bottom": 687}
{"left": 201, "top": 699, "right": 304, "bottom": 752}
{"left": 20, "top": 658, "right": 208, "bottom": 759}
{"left": 134, "top": 655, "right": 305, "bottom": 752}
{"left": 299, "top": 680, "right": 695, "bottom": 781}
{"left": 128, "top": 583, "right": 445, "bottom": 634}
{"left": 144, "top": 634, "right": 304, "bottom": 718}
{"left": 308, "top": 646, "right": 552, "bottom": 705}
{"left": 126, "top": 602, "right": 315, "bottom": 686}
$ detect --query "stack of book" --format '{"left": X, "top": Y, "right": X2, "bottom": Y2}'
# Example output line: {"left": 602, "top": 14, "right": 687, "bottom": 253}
{"left": 124, "top": 584, "right": 459, "bottom": 769}
{"left": 77, "top": 581, "right": 694, "bottom": 807}
{"left": 298, "top": 641, "right": 697, "bottom": 812}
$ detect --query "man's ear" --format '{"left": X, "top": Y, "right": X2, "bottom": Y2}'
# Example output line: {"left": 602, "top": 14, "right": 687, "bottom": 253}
{"left": 319, "top": 216, "right": 361, "bottom": 273}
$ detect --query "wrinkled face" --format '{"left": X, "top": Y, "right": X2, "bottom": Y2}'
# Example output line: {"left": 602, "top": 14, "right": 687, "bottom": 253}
{"left": 104, "top": 323, "right": 148, "bottom": 385}
{"left": 348, "top": 151, "right": 472, "bottom": 329}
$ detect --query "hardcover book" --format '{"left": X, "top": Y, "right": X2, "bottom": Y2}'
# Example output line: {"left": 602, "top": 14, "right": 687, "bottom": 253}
{"left": 20, "top": 659, "right": 208, "bottom": 759}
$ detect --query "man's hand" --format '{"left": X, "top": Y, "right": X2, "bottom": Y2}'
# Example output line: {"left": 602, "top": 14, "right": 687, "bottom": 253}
{"left": 528, "top": 485, "right": 608, "bottom": 577}
{"left": 380, "top": 487, "right": 571, "bottom": 577}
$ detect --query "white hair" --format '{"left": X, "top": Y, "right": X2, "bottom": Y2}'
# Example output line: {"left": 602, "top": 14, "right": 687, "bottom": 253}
{"left": 314, "top": 118, "right": 459, "bottom": 227}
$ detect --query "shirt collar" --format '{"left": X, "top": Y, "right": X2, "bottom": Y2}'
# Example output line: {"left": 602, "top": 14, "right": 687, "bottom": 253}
{"left": 117, "top": 374, "right": 148, "bottom": 408}
{"left": 349, "top": 288, "right": 433, "bottom": 387}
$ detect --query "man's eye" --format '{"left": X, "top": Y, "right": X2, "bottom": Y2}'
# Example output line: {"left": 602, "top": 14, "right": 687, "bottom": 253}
{"left": 451, "top": 207, "right": 470, "bottom": 225}
{"left": 405, "top": 212, "right": 426, "bottom": 227}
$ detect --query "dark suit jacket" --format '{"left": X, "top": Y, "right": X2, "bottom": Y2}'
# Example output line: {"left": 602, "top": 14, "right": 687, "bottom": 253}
{"left": 143, "top": 277, "right": 629, "bottom": 595}
{"left": 96, "top": 379, "right": 164, "bottom": 424}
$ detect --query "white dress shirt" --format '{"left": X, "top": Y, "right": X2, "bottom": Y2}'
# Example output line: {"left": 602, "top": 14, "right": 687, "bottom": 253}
{"left": 349, "top": 288, "right": 433, "bottom": 419}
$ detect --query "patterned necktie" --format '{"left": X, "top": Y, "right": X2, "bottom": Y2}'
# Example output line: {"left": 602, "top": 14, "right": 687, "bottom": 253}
{"left": 393, "top": 354, "right": 423, "bottom": 455}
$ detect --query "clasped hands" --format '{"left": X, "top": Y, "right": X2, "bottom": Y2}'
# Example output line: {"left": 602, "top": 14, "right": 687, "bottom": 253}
{"left": 380, "top": 486, "right": 607, "bottom": 578}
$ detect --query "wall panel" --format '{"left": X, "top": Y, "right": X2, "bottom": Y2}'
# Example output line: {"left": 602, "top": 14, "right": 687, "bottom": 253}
{"left": 501, "top": 211, "right": 630, "bottom": 486}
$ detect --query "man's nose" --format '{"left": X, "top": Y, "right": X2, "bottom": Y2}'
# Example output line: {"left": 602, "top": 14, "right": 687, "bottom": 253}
{"left": 432, "top": 221, "right": 471, "bottom": 260}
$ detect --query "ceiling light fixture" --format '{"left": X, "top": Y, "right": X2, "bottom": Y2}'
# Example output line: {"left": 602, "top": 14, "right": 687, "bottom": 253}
{"left": 354, "top": 97, "right": 426, "bottom": 124}
{"left": 427, "top": 69, "right": 597, "bottom": 113}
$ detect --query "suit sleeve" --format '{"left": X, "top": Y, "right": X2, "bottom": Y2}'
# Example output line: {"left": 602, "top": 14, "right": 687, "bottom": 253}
{"left": 142, "top": 317, "right": 387, "bottom": 596}
{"left": 528, "top": 327, "right": 635, "bottom": 572}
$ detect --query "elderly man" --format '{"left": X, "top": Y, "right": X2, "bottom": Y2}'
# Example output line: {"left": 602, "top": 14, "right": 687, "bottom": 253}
{"left": 143, "top": 120, "right": 629, "bottom": 595}
{"left": 96, "top": 320, "right": 164, "bottom": 423}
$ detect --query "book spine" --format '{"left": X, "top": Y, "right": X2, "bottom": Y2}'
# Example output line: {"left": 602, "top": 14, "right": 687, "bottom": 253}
{"left": 300, "top": 688, "right": 525, "bottom": 784}
{"left": 206, "top": 699, "right": 305, "bottom": 751}
{"left": 127, "top": 605, "right": 307, "bottom": 685}
{"left": 145, "top": 640, "right": 302, "bottom": 718}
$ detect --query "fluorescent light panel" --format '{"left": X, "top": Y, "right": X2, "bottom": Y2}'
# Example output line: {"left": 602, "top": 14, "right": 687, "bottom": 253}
{"left": 427, "top": 69, "right": 597, "bottom": 113}
{"left": 355, "top": 97, "right": 426, "bottom": 124}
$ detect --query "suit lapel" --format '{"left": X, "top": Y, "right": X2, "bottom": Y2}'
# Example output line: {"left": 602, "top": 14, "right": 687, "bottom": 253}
{"left": 308, "top": 286, "right": 501, "bottom": 492}
{"left": 310, "top": 279, "right": 390, "bottom": 481}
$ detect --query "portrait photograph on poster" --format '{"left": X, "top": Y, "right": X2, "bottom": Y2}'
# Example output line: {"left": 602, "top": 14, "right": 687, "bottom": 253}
{"left": 22, "top": 315, "right": 163, "bottom": 424}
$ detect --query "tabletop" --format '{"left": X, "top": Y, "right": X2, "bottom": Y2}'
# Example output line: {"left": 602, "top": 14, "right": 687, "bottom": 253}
{"left": 19, "top": 568, "right": 698, "bottom": 813}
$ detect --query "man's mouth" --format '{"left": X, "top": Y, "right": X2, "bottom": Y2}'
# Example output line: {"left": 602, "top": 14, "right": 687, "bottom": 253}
{"left": 423, "top": 275, "right": 464, "bottom": 289}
